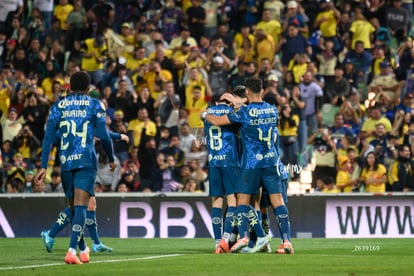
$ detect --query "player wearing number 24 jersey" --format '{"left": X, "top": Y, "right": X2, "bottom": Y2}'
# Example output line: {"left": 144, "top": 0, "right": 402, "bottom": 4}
{"left": 36, "top": 71, "right": 115, "bottom": 264}
{"left": 41, "top": 95, "right": 113, "bottom": 172}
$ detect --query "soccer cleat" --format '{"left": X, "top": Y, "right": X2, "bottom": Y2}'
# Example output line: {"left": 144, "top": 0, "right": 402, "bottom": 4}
{"left": 283, "top": 240, "right": 295, "bottom": 254}
{"left": 65, "top": 251, "right": 82, "bottom": 265}
{"left": 80, "top": 246, "right": 90, "bottom": 263}
{"left": 262, "top": 242, "right": 272, "bottom": 253}
{"left": 247, "top": 236, "right": 270, "bottom": 253}
{"left": 41, "top": 230, "right": 55, "bottom": 253}
{"left": 275, "top": 243, "right": 286, "bottom": 254}
{"left": 230, "top": 236, "right": 249, "bottom": 253}
{"left": 239, "top": 246, "right": 254, "bottom": 253}
{"left": 260, "top": 236, "right": 272, "bottom": 253}
{"left": 215, "top": 245, "right": 222, "bottom": 254}
{"left": 92, "top": 243, "right": 113, "bottom": 253}
{"left": 218, "top": 239, "right": 230, "bottom": 253}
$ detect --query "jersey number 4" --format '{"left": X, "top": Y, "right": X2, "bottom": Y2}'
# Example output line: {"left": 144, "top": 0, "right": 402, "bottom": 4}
{"left": 258, "top": 127, "right": 275, "bottom": 149}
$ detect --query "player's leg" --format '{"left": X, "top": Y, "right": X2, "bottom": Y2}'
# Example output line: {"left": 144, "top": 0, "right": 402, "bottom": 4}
{"left": 41, "top": 171, "right": 77, "bottom": 254}
{"left": 65, "top": 169, "right": 94, "bottom": 264}
{"left": 230, "top": 169, "right": 259, "bottom": 253}
{"left": 66, "top": 187, "right": 89, "bottom": 264}
{"left": 264, "top": 166, "right": 294, "bottom": 254}
{"left": 219, "top": 193, "right": 236, "bottom": 253}
{"left": 241, "top": 188, "right": 269, "bottom": 253}
{"left": 258, "top": 191, "right": 272, "bottom": 253}
{"left": 218, "top": 167, "right": 238, "bottom": 253}
{"left": 268, "top": 193, "right": 292, "bottom": 245}
{"left": 209, "top": 167, "right": 224, "bottom": 253}
{"left": 86, "top": 197, "right": 113, "bottom": 253}
{"left": 41, "top": 198, "right": 74, "bottom": 253}
{"left": 211, "top": 196, "right": 224, "bottom": 253}
{"left": 274, "top": 178, "right": 289, "bottom": 254}
{"left": 250, "top": 188, "right": 266, "bottom": 239}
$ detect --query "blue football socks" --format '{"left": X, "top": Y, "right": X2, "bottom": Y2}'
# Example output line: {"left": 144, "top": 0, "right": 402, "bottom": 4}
{"left": 69, "top": 206, "right": 87, "bottom": 250}
{"left": 211, "top": 207, "right": 222, "bottom": 244}
{"left": 49, "top": 207, "right": 73, "bottom": 238}
{"left": 86, "top": 210, "right": 101, "bottom": 245}
{"left": 274, "top": 205, "right": 291, "bottom": 242}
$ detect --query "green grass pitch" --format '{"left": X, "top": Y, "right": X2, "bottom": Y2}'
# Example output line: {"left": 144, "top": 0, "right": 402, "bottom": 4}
{"left": 0, "top": 238, "right": 413, "bottom": 275}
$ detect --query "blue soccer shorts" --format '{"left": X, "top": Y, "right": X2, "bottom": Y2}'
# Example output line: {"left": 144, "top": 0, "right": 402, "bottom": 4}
{"left": 208, "top": 167, "right": 239, "bottom": 197}
{"left": 261, "top": 178, "right": 288, "bottom": 208}
{"left": 61, "top": 168, "right": 97, "bottom": 198}
{"left": 239, "top": 166, "right": 282, "bottom": 195}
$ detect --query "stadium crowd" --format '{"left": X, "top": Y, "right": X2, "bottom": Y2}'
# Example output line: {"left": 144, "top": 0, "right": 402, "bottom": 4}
{"left": 1, "top": 0, "right": 414, "bottom": 194}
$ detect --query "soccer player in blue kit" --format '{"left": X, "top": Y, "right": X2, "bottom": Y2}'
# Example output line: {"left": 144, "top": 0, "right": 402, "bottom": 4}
{"left": 203, "top": 93, "right": 240, "bottom": 254}
{"left": 35, "top": 71, "right": 116, "bottom": 264}
{"left": 202, "top": 77, "right": 294, "bottom": 254}
{"left": 40, "top": 131, "right": 128, "bottom": 254}
{"left": 258, "top": 128, "right": 291, "bottom": 254}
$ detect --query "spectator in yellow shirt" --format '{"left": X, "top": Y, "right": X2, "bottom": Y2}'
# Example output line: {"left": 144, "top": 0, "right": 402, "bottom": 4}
{"left": 349, "top": 13, "right": 376, "bottom": 50}
{"left": 127, "top": 107, "right": 157, "bottom": 147}
{"left": 0, "top": 77, "right": 13, "bottom": 115}
{"left": 256, "top": 9, "right": 282, "bottom": 46}
{"left": 336, "top": 155, "right": 354, "bottom": 192}
{"left": 313, "top": 1, "right": 340, "bottom": 42}
{"left": 53, "top": 0, "right": 73, "bottom": 31}
{"left": 172, "top": 41, "right": 191, "bottom": 81}
{"left": 127, "top": 46, "right": 149, "bottom": 73}
{"left": 143, "top": 60, "right": 173, "bottom": 100}
{"left": 360, "top": 104, "right": 392, "bottom": 143}
{"left": 186, "top": 81, "right": 212, "bottom": 133}
{"left": 80, "top": 35, "right": 108, "bottom": 86}
{"left": 359, "top": 152, "right": 387, "bottom": 193}
{"left": 233, "top": 25, "right": 255, "bottom": 54}
{"left": 254, "top": 28, "right": 275, "bottom": 69}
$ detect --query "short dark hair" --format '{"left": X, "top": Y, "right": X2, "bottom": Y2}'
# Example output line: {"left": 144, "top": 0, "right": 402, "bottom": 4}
{"left": 245, "top": 77, "right": 262, "bottom": 94}
{"left": 232, "top": 85, "right": 246, "bottom": 98}
{"left": 70, "top": 71, "right": 90, "bottom": 92}
{"left": 193, "top": 85, "right": 202, "bottom": 91}
{"left": 322, "top": 176, "right": 335, "bottom": 185}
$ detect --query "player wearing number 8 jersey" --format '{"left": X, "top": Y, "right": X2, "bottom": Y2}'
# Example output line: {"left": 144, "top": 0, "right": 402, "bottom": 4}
{"left": 35, "top": 71, "right": 115, "bottom": 264}
{"left": 203, "top": 77, "right": 294, "bottom": 254}
{"left": 203, "top": 93, "right": 240, "bottom": 253}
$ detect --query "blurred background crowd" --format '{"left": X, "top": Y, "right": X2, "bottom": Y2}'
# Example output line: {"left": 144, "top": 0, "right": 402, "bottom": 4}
{"left": 1, "top": 0, "right": 414, "bottom": 194}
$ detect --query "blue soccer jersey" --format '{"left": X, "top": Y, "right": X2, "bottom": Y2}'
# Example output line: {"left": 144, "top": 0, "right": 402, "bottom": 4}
{"left": 227, "top": 102, "right": 279, "bottom": 169}
{"left": 204, "top": 104, "right": 240, "bottom": 168}
{"left": 41, "top": 93, "right": 114, "bottom": 172}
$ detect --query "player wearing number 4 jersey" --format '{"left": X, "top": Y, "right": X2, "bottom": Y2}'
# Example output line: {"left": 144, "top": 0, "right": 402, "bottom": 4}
{"left": 202, "top": 77, "right": 294, "bottom": 254}
{"left": 35, "top": 71, "right": 116, "bottom": 264}
{"left": 203, "top": 93, "right": 241, "bottom": 253}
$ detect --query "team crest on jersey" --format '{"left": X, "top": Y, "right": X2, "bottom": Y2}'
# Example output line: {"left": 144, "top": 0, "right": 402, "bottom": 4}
{"left": 255, "top": 153, "right": 263, "bottom": 160}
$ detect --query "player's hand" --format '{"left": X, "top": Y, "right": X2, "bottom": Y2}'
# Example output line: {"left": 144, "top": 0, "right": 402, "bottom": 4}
{"left": 34, "top": 168, "right": 46, "bottom": 186}
{"left": 120, "top": 134, "right": 129, "bottom": 143}
{"left": 220, "top": 93, "right": 237, "bottom": 105}
{"left": 109, "top": 162, "right": 116, "bottom": 172}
